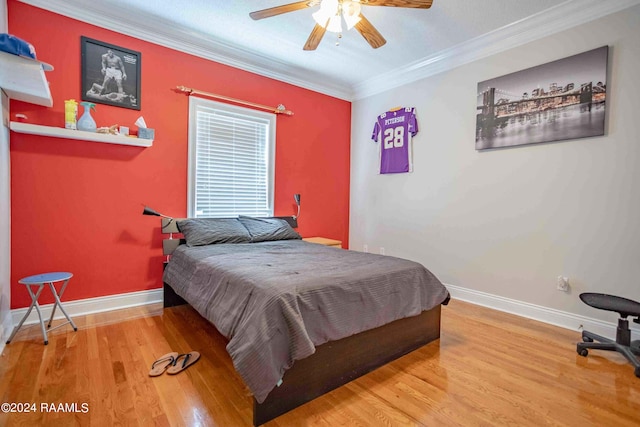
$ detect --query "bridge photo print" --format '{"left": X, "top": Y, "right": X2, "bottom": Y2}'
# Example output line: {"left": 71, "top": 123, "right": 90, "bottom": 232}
{"left": 476, "top": 46, "right": 608, "bottom": 150}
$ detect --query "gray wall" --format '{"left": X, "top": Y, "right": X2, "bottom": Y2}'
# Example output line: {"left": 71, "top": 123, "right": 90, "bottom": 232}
{"left": 350, "top": 6, "right": 640, "bottom": 328}
{"left": 0, "top": 93, "right": 9, "bottom": 348}
{"left": 0, "top": 0, "right": 11, "bottom": 348}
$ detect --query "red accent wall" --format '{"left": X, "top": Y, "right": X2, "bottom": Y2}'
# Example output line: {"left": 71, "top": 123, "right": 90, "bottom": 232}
{"left": 8, "top": 1, "right": 351, "bottom": 309}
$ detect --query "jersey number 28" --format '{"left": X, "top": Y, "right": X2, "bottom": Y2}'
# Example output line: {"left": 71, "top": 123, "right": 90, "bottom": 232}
{"left": 383, "top": 126, "right": 404, "bottom": 149}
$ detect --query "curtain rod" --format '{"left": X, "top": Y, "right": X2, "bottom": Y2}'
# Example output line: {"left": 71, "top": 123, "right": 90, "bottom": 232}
{"left": 174, "top": 85, "right": 294, "bottom": 116}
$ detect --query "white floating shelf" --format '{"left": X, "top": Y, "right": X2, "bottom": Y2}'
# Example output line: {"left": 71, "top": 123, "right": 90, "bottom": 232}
{"left": 0, "top": 51, "right": 53, "bottom": 107}
{"left": 9, "top": 122, "right": 153, "bottom": 147}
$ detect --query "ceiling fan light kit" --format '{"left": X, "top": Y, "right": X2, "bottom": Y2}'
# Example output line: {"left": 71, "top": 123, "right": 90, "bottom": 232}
{"left": 250, "top": 0, "right": 433, "bottom": 50}
{"left": 312, "top": 0, "right": 362, "bottom": 32}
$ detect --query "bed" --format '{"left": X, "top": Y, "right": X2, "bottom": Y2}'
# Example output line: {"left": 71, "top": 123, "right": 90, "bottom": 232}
{"left": 160, "top": 216, "right": 450, "bottom": 425}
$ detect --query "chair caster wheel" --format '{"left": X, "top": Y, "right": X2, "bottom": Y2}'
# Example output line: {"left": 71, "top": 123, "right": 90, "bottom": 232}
{"left": 636, "top": 366, "right": 640, "bottom": 378}
{"left": 73, "top": 327, "right": 78, "bottom": 331}
{"left": 578, "top": 348, "right": 588, "bottom": 357}
{"left": 44, "top": 340, "right": 48, "bottom": 345}
{"left": 583, "top": 336, "right": 594, "bottom": 343}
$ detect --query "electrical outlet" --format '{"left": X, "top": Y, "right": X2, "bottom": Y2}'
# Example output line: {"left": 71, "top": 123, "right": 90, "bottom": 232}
{"left": 380, "top": 247, "right": 385, "bottom": 255}
{"left": 557, "top": 276, "right": 570, "bottom": 292}
{"left": 363, "top": 244, "right": 368, "bottom": 253}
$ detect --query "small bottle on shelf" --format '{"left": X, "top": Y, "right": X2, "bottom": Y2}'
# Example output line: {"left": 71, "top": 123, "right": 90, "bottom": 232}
{"left": 64, "top": 99, "right": 78, "bottom": 130}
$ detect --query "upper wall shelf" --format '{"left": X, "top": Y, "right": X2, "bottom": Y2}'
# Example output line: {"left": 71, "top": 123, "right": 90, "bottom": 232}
{"left": 0, "top": 51, "right": 53, "bottom": 107}
{"left": 1, "top": 54, "right": 149, "bottom": 147}
{"left": 9, "top": 122, "right": 153, "bottom": 147}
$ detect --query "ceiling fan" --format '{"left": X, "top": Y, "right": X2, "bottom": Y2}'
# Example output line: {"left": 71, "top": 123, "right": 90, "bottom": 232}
{"left": 250, "top": 0, "right": 433, "bottom": 51}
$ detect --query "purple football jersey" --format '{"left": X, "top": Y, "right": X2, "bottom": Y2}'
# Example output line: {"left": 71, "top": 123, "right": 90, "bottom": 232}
{"left": 371, "top": 107, "right": 418, "bottom": 174}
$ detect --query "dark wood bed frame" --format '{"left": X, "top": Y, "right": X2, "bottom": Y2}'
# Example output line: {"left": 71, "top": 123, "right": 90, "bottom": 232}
{"left": 160, "top": 218, "right": 445, "bottom": 426}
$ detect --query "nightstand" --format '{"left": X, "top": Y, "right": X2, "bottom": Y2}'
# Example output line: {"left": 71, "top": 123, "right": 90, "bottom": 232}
{"left": 303, "top": 237, "right": 342, "bottom": 248}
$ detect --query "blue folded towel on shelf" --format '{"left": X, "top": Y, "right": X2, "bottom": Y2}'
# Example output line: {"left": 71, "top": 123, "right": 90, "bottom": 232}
{"left": 0, "top": 33, "right": 36, "bottom": 59}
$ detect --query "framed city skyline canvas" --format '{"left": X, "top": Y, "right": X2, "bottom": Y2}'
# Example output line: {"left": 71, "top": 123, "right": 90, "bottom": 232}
{"left": 475, "top": 46, "right": 608, "bottom": 150}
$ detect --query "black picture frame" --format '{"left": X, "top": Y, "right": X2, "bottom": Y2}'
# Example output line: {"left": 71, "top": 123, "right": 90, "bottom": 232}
{"left": 81, "top": 36, "right": 141, "bottom": 110}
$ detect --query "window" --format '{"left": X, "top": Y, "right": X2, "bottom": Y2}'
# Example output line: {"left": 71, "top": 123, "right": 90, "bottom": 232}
{"left": 188, "top": 97, "right": 276, "bottom": 218}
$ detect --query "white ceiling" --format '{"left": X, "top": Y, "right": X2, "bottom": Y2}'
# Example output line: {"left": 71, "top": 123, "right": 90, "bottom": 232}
{"left": 19, "top": 0, "right": 640, "bottom": 100}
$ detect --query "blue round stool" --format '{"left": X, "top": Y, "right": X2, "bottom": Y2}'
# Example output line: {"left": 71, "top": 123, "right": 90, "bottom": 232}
{"left": 6, "top": 272, "right": 78, "bottom": 345}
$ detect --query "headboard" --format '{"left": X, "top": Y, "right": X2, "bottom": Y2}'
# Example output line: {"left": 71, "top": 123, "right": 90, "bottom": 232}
{"left": 160, "top": 216, "right": 298, "bottom": 256}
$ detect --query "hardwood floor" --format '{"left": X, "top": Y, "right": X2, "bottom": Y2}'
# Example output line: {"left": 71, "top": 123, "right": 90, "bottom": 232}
{"left": 0, "top": 299, "right": 638, "bottom": 426}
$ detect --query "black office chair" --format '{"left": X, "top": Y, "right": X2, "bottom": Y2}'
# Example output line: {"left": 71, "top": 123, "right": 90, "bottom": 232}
{"left": 577, "top": 293, "right": 640, "bottom": 377}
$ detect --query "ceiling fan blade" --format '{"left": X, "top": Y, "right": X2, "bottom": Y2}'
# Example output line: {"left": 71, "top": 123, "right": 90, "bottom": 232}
{"left": 355, "top": 15, "right": 387, "bottom": 49}
{"left": 362, "top": 0, "right": 433, "bottom": 8}
{"left": 303, "top": 23, "right": 327, "bottom": 50}
{"left": 250, "top": 1, "right": 313, "bottom": 20}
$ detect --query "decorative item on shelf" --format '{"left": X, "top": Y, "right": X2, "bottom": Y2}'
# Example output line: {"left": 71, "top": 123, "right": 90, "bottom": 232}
{"left": 96, "top": 124, "right": 119, "bottom": 135}
{"left": 136, "top": 116, "right": 154, "bottom": 140}
{"left": 77, "top": 101, "right": 97, "bottom": 132}
{"left": 64, "top": 99, "right": 78, "bottom": 130}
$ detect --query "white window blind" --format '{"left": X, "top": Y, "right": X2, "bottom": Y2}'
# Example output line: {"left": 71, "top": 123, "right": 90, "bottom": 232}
{"left": 188, "top": 97, "right": 276, "bottom": 218}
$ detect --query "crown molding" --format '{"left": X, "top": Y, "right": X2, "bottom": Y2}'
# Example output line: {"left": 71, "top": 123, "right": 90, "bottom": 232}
{"left": 17, "top": 0, "right": 354, "bottom": 100}
{"left": 351, "top": 0, "right": 640, "bottom": 100}
{"left": 18, "top": 0, "right": 640, "bottom": 102}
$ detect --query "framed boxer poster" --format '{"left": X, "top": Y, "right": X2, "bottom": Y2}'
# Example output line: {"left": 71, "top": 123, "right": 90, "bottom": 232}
{"left": 81, "top": 36, "right": 141, "bottom": 110}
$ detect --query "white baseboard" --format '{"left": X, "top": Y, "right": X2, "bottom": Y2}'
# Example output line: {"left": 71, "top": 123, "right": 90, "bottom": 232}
{"left": 445, "top": 283, "right": 640, "bottom": 340}
{"left": 0, "top": 324, "right": 4, "bottom": 355}
{"left": 5, "top": 284, "right": 637, "bottom": 347}
{"left": 0, "top": 309, "right": 12, "bottom": 355}
{"left": 10, "top": 288, "right": 163, "bottom": 328}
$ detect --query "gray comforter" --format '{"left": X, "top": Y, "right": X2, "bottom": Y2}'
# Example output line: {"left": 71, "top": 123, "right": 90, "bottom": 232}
{"left": 162, "top": 240, "right": 449, "bottom": 403}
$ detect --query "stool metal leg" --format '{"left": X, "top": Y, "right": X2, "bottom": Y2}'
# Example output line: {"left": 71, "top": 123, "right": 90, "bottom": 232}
{"left": 32, "top": 297, "right": 48, "bottom": 345}
{"left": 47, "top": 281, "right": 59, "bottom": 328}
{"left": 47, "top": 280, "right": 77, "bottom": 332}
{"left": 6, "top": 284, "right": 48, "bottom": 345}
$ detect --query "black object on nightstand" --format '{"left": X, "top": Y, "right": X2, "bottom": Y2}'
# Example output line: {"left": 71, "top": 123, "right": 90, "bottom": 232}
{"left": 577, "top": 293, "right": 640, "bottom": 377}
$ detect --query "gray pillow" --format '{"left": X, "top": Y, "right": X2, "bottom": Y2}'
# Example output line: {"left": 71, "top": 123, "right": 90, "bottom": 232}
{"left": 238, "top": 216, "right": 301, "bottom": 243}
{"left": 177, "top": 218, "right": 251, "bottom": 247}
